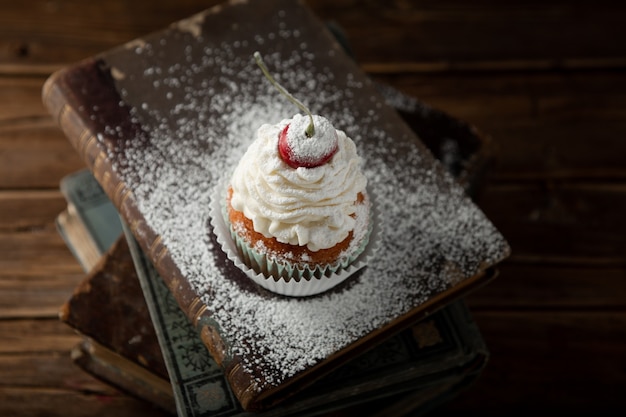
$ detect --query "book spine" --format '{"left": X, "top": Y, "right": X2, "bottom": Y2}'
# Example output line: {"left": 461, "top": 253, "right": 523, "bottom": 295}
{"left": 71, "top": 339, "right": 176, "bottom": 414}
{"left": 42, "top": 64, "right": 241, "bottom": 392}
{"left": 42, "top": 66, "right": 132, "bottom": 221}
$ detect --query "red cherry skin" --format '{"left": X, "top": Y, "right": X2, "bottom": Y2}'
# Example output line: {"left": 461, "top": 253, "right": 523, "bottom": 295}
{"left": 278, "top": 123, "right": 338, "bottom": 169}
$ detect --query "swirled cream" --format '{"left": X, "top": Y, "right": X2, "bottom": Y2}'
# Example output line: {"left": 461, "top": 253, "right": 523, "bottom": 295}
{"left": 229, "top": 115, "right": 367, "bottom": 251}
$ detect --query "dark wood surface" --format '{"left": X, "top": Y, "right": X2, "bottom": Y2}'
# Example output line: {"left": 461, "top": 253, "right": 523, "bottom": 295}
{"left": 1, "top": 1, "right": 624, "bottom": 416}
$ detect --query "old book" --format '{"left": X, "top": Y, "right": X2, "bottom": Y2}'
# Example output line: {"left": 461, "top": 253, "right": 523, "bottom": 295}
{"left": 56, "top": 65, "right": 494, "bottom": 417}
{"left": 58, "top": 74, "right": 494, "bottom": 415}
{"left": 55, "top": 171, "right": 173, "bottom": 410}
{"left": 59, "top": 236, "right": 176, "bottom": 414}
{"left": 44, "top": 0, "right": 509, "bottom": 410}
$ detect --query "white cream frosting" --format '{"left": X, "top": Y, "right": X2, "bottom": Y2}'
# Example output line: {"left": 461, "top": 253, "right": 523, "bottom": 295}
{"left": 229, "top": 115, "right": 367, "bottom": 251}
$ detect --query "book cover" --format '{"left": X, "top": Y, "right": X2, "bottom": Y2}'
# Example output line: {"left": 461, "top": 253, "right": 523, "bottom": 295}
{"left": 44, "top": 0, "right": 510, "bottom": 409}
{"left": 59, "top": 236, "right": 175, "bottom": 414}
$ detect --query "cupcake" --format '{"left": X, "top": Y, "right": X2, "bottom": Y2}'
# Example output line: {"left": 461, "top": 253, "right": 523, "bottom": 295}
{"left": 217, "top": 53, "right": 374, "bottom": 296}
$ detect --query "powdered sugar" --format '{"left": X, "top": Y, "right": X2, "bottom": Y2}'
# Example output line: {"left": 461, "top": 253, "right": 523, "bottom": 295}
{"left": 96, "top": 5, "right": 509, "bottom": 398}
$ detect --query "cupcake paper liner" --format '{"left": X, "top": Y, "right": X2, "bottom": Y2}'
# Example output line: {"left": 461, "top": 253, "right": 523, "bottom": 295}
{"left": 209, "top": 182, "right": 380, "bottom": 297}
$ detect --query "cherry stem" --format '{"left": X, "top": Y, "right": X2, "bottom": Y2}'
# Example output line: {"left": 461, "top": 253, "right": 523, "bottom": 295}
{"left": 254, "top": 51, "right": 315, "bottom": 138}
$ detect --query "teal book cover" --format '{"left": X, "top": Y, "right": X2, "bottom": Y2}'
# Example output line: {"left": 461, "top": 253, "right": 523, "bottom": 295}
{"left": 59, "top": 169, "right": 123, "bottom": 255}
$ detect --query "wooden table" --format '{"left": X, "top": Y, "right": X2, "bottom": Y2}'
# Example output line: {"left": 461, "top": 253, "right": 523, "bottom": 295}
{"left": 2, "top": 1, "right": 625, "bottom": 415}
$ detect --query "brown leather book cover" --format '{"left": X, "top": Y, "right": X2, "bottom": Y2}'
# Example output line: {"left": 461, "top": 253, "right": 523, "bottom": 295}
{"left": 59, "top": 237, "right": 168, "bottom": 381}
{"left": 44, "top": 0, "right": 509, "bottom": 410}
{"left": 59, "top": 237, "right": 176, "bottom": 413}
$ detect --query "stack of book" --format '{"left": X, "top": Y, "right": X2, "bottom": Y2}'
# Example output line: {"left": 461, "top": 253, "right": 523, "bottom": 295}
{"left": 48, "top": 1, "right": 509, "bottom": 415}
{"left": 55, "top": 95, "right": 492, "bottom": 417}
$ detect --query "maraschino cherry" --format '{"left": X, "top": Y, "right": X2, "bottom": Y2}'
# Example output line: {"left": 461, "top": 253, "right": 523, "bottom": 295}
{"left": 254, "top": 52, "right": 338, "bottom": 169}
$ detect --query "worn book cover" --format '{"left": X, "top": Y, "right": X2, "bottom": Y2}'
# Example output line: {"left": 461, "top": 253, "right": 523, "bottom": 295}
{"left": 44, "top": 0, "right": 509, "bottom": 409}
{"left": 59, "top": 236, "right": 175, "bottom": 414}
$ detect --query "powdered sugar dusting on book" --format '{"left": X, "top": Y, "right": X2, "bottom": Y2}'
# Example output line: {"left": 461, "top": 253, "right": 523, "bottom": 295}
{"left": 97, "top": 13, "right": 509, "bottom": 394}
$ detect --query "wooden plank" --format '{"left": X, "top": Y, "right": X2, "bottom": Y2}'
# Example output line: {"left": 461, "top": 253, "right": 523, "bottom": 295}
{"left": 376, "top": 70, "right": 626, "bottom": 181}
{"left": 443, "top": 311, "right": 626, "bottom": 415}
{"left": 2, "top": 309, "right": 624, "bottom": 413}
{"left": 0, "top": 0, "right": 216, "bottom": 74}
{"left": 313, "top": 1, "right": 626, "bottom": 71}
{"left": 0, "top": 351, "right": 160, "bottom": 417}
{"left": 1, "top": 1, "right": 626, "bottom": 73}
{"left": 0, "top": 228, "right": 80, "bottom": 273}
{"left": 382, "top": 70, "right": 626, "bottom": 123}
{"left": 0, "top": 272, "right": 83, "bottom": 319}
{"left": 467, "top": 261, "right": 626, "bottom": 310}
{"left": 0, "top": 387, "right": 167, "bottom": 417}
{"left": 478, "top": 183, "right": 626, "bottom": 261}
{"left": 0, "top": 77, "right": 51, "bottom": 121}
{"left": 484, "top": 123, "right": 626, "bottom": 181}
{"left": 0, "top": 318, "right": 80, "bottom": 354}
{"left": 0, "top": 352, "right": 109, "bottom": 392}
{"left": 0, "top": 321, "right": 123, "bottom": 405}
{"left": 0, "top": 190, "right": 67, "bottom": 230}
{"left": 0, "top": 227, "right": 82, "bottom": 318}
{"left": 0, "top": 123, "right": 82, "bottom": 189}
{"left": 0, "top": 77, "right": 84, "bottom": 188}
